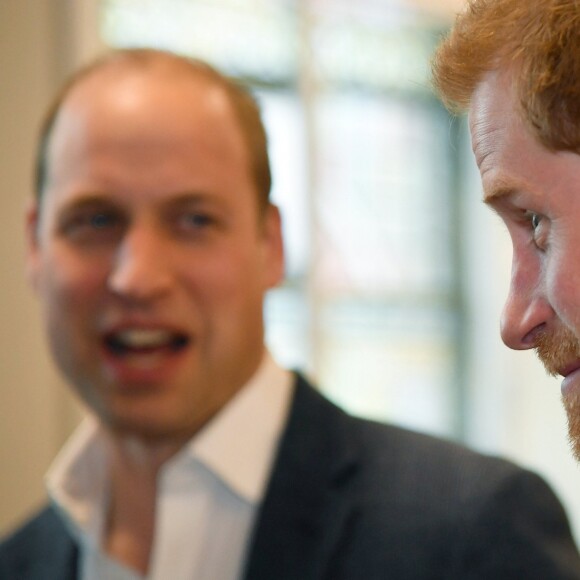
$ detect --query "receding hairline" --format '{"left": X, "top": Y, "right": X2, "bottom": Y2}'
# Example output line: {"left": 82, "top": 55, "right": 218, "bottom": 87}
{"left": 36, "top": 48, "right": 273, "bottom": 210}
{"left": 71, "top": 49, "right": 230, "bottom": 89}
{"left": 45, "top": 49, "right": 248, "bottom": 149}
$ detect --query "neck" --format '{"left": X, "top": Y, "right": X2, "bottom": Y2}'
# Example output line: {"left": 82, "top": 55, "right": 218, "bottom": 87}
{"left": 103, "top": 433, "right": 184, "bottom": 574}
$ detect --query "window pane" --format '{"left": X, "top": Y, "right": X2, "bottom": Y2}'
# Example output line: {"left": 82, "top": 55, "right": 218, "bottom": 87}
{"left": 310, "top": 0, "right": 438, "bottom": 90}
{"left": 318, "top": 299, "right": 456, "bottom": 437}
{"left": 257, "top": 90, "right": 310, "bottom": 279}
{"left": 314, "top": 92, "right": 452, "bottom": 296}
{"left": 101, "top": 0, "right": 298, "bottom": 81}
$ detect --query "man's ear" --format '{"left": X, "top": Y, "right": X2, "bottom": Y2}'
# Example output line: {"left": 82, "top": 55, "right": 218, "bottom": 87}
{"left": 24, "top": 199, "right": 41, "bottom": 293}
{"left": 261, "top": 203, "right": 285, "bottom": 289}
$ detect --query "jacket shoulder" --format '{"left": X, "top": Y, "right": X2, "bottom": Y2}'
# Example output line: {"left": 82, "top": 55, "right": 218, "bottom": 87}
{"left": 290, "top": 374, "right": 580, "bottom": 578}
{"left": 293, "top": 372, "right": 551, "bottom": 499}
{"left": 0, "top": 505, "right": 78, "bottom": 580}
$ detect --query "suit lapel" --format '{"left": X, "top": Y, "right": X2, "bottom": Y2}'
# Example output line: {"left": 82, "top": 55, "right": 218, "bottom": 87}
{"left": 243, "top": 374, "right": 358, "bottom": 580}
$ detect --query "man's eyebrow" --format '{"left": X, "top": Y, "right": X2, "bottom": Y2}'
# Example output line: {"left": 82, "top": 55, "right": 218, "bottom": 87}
{"left": 161, "top": 192, "right": 229, "bottom": 211}
{"left": 483, "top": 184, "right": 516, "bottom": 205}
{"left": 165, "top": 192, "right": 212, "bottom": 205}
{"left": 58, "top": 194, "right": 120, "bottom": 211}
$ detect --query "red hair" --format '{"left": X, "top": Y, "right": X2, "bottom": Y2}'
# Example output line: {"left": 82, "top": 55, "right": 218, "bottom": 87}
{"left": 432, "top": 0, "right": 580, "bottom": 152}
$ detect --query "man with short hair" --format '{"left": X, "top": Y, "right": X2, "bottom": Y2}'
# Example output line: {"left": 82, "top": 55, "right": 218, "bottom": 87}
{"left": 2, "top": 47, "right": 580, "bottom": 579}
{"left": 432, "top": 0, "right": 580, "bottom": 463}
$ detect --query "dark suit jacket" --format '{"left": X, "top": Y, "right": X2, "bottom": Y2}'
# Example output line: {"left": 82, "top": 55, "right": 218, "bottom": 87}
{"left": 1, "top": 374, "right": 580, "bottom": 579}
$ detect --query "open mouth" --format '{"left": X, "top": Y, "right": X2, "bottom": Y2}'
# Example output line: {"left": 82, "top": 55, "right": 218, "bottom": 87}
{"left": 104, "top": 329, "right": 189, "bottom": 357}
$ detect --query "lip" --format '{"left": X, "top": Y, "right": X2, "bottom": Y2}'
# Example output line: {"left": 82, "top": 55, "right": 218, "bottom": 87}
{"left": 99, "top": 320, "right": 191, "bottom": 387}
{"left": 100, "top": 317, "right": 188, "bottom": 334}
{"left": 558, "top": 361, "right": 580, "bottom": 378}
{"left": 559, "top": 361, "right": 580, "bottom": 397}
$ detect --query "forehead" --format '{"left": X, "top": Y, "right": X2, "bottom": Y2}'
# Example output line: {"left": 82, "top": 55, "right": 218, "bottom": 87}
{"left": 39, "top": 65, "right": 259, "bottom": 214}
{"left": 47, "top": 67, "right": 247, "bottom": 174}
{"left": 469, "top": 70, "right": 518, "bottom": 173}
{"left": 469, "top": 68, "right": 580, "bottom": 210}
{"left": 57, "top": 66, "right": 238, "bottom": 142}
{"left": 469, "top": 69, "right": 535, "bottom": 202}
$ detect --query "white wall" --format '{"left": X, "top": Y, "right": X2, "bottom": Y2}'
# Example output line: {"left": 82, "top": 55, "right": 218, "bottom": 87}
{"left": 0, "top": 0, "right": 102, "bottom": 536}
{"left": 0, "top": 0, "right": 68, "bottom": 535}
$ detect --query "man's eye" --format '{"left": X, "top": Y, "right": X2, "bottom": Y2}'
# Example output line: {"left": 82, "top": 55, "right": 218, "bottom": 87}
{"left": 90, "top": 213, "right": 115, "bottom": 229}
{"left": 523, "top": 210, "right": 542, "bottom": 230}
{"left": 60, "top": 210, "right": 123, "bottom": 240}
{"left": 73, "top": 212, "right": 119, "bottom": 231}
{"left": 523, "top": 210, "right": 548, "bottom": 250}
{"left": 179, "top": 213, "right": 213, "bottom": 229}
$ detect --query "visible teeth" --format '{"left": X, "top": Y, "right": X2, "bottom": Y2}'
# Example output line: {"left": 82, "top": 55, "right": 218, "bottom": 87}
{"left": 116, "top": 329, "right": 174, "bottom": 348}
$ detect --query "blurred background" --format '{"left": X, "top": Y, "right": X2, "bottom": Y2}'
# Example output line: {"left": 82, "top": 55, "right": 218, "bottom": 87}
{"left": 2, "top": 0, "right": 579, "bottom": 542}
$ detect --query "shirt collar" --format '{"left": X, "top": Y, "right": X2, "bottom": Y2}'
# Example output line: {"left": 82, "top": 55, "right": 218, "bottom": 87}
{"left": 45, "top": 351, "right": 294, "bottom": 535}
{"left": 45, "top": 415, "right": 108, "bottom": 543}
{"left": 184, "top": 351, "right": 293, "bottom": 503}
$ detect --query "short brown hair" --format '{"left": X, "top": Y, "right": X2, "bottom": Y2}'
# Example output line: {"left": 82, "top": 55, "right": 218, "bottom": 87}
{"left": 432, "top": 0, "right": 580, "bottom": 152}
{"left": 36, "top": 48, "right": 272, "bottom": 210}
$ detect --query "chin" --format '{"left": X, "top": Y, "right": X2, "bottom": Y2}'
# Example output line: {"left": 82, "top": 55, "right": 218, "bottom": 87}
{"left": 107, "top": 416, "right": 186, "bottom": 443}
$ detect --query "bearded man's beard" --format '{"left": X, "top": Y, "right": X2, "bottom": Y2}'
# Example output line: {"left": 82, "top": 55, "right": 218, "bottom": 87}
{"left": 535, "top": 327, "right": 580, "bottom": 461}
{"left": 562, "top": 391, "right": 580, "bottom": 462}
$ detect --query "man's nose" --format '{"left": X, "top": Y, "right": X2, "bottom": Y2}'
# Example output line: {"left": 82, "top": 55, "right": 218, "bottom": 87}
{"left": 108, "top": 228, "right": 173, "bottom": 302}
{"left": 499, "top": 258, "right": 553, "bottom": 350}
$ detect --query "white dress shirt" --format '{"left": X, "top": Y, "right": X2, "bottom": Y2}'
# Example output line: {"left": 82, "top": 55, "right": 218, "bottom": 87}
{"left": 45, "top": 352, "right": 293, "bottom": 580}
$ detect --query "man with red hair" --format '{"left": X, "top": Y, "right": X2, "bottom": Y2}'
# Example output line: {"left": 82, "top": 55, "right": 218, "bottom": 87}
{"left": 433, "top": 0, "right": 580, "bottom": 461}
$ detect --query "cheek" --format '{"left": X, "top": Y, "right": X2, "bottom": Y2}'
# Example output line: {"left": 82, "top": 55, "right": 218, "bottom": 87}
{"left": 191, "top": 245, "right": 268, "bottom": 298}
{"left": 38, "top": 255, "right": 109, "bottom": 378}
{"left": 36, "top": 250, "right": 107, "bottom": 321}
{"left": 507, "top": 237, "right": 540, "bottom": 298}
{"left": 188, "top": 251, "right": 268, "bottom": 342}
{"left": 546, "top": 245, "right": 580, "bottom": 333}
